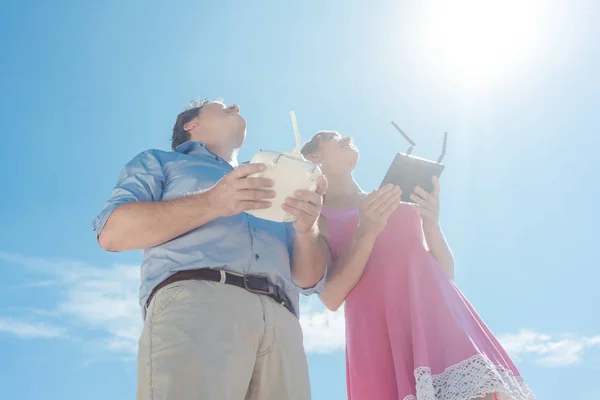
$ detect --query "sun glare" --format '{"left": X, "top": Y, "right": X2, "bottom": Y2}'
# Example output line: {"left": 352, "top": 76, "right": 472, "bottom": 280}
{"left": 417, "top": 0, "right": 551, "bottom": 87}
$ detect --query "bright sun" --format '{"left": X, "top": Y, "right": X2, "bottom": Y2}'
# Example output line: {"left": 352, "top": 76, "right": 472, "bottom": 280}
{"left": 416, "top": 0, "right": 552, "bottom": 86}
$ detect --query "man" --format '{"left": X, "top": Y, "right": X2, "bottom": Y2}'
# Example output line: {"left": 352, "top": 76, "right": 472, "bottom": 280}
{"left": 92, "top": 100, "right": 330, "bottom": 400}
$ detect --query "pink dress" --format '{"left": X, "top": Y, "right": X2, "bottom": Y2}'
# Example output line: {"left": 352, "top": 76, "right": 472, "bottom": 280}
{"left": 321, "top": 204, "right": 535, "bottom": 400}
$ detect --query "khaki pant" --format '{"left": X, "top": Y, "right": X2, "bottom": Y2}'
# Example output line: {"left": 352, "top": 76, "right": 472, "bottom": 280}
{"left": 137, "top": 280, "right": 311, "bottom": 400}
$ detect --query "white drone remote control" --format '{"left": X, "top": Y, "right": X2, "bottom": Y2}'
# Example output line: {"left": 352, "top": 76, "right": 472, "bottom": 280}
{"left": 246, "top": 111, "right": 323, "bottom": 223}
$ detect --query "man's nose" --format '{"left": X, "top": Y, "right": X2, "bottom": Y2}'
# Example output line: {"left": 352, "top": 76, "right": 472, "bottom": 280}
{"left": 228, "top": 104, "right": 240, "bottom": 112}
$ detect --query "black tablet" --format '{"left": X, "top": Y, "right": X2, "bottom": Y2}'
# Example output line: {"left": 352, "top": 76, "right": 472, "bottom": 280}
{"left": 380, "top": 122, "right": 447, "bottom": 203}
{"left": 379, "top": 153, "right": 445, "bottom": 203}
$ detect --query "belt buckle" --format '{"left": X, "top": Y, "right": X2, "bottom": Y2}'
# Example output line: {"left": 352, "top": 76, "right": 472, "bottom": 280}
{"left": 243, "top": 274, "right": 273, "bottom": 296}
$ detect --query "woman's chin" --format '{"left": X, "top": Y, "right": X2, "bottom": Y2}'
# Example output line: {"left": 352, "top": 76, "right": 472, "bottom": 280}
{"left": 347, "top": 151, "right": 359, "bottom": 169}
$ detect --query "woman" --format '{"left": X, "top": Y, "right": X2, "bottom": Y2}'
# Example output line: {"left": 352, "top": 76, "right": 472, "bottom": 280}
{"left": 299, "top": 131, "right": 535, "bottom": 400}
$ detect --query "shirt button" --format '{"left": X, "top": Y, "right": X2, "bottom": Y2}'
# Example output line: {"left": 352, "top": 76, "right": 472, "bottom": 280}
{"left": 255, "top": 254, "right": 260, "bottom": 260}
{"left": 252, "top": 228, "right": 256, "bottom": 233}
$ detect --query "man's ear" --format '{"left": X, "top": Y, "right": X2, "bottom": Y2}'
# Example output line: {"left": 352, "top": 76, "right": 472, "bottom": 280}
{"left": 183, "top": 119, "right": 199, "bottom": 133}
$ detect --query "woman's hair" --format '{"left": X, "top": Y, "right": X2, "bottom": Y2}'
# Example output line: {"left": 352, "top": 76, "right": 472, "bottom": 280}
{"left": 300, "top": 130, "right": 341, "bottom": 157}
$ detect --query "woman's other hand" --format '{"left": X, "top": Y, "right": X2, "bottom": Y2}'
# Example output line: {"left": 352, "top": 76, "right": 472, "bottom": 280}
{"left": 358, "top": 184, "right": 402, "bottom": 238}
{"left": 410, "top": 176, "right": 441, "bottom": 229}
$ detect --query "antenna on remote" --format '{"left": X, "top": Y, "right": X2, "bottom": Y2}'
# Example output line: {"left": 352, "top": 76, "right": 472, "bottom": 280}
{"left": 391, "top": 121, "right": 415, "bottom": 156}
{"left": 437, "top": 132, "right": 448, "bottom": 164}
{"left": 290, "top": 111, "right": 303, "bottom": 154}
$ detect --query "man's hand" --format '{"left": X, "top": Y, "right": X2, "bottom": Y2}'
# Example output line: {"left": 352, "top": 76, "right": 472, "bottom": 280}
{"left": 410, "top": 176, "right": 441, "bottom": 229}
{"left": 207, "top": 163, "right": 276, "bottom": 217}
{"left": 283, "top": 175, "right": 328, "bottom": 234}
{"left": 358, "top": 184, "right": 402, "bottom": 238}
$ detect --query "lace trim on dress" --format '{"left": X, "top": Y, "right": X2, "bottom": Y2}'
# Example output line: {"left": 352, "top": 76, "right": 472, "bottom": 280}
{"left": 402, "top": 354, "right": 536, "bottom": 400}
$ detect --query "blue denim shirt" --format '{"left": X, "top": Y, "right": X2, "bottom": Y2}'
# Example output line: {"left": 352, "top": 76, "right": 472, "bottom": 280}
{"left": 92, "top": 141, "right": 323, "bottom": 319}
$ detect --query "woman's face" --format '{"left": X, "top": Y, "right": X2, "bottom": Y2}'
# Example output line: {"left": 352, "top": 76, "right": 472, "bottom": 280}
{"left": 310, "top": 132, "right": 359, "bottom": 174}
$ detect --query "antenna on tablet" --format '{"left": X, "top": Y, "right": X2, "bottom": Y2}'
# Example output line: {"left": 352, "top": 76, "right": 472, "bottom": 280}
{"left": 437, "top": 132, "right": 448, "bottom": 164}
{"left": 391, "top": 121, "right": 448, "bottom": 164}
{"left": 391, "top": 121, "right": 415, "bottom": 156}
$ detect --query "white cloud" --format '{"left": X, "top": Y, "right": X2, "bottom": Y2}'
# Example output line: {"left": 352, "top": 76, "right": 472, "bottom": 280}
{"left": 56, "top": 263, "right": 142, "bottom": 355}
{"left": 299, "top": 297, "right": 345, "bottom": 353}
{"left": 0, "top": 251, "right": 142, "bottom": 354}
{"left": 498, "top": 329, "right": 600, "bottom": 367}
{"left": 0, "top": 317, "right": 64, "bottom": 339}
{"left": 2, "top": 251, "right": 599, "bottom": 367}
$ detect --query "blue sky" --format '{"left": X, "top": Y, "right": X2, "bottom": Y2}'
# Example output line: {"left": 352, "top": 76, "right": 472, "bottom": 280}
{"left": 1, "top": 0, "right": 599, "bottom": 399}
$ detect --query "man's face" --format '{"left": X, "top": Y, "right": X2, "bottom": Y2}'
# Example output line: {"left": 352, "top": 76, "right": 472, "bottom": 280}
{"left": 187, "top": 101, "right": 247, "bottom": 148}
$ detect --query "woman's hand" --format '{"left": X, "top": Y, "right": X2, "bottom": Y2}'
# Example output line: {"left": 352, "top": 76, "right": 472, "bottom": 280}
{"left": 358, "top": 184, "right": 402, "bottom": 238}
{"left": 410, "top": 176, "right": 441, "bottom": 229}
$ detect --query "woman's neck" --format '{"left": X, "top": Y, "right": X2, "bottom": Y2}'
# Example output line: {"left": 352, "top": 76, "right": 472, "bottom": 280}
{"left": 324, "top": 172, "right": 364, "bottom": 207}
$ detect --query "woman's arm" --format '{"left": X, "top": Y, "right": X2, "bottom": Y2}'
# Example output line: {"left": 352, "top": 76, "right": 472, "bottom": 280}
{"left": 410, "top": 176, "right": 455, "bottom": 280}
{"left": 423, "top": 223, "right": 455, "bottom": 279}
{"left": 319, "top": 223, "right": 378, "bottom": 311}
{"left": 319, "top": 185, "right": 402, "bottom": 311}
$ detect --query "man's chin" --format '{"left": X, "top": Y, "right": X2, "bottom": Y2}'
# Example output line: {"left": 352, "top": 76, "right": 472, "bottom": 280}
{"left": 233, "top": 117, "right": 247, "bottom": 132}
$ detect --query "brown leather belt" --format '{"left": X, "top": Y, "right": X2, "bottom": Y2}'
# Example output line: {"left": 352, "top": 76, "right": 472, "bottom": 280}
{"left": 146, "top": 268, "right": 294, "bottom": 314}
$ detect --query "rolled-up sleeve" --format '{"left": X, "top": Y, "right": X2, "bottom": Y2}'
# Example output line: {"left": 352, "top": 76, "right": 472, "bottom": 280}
{"left": 285, "top": 223, "right": 327, "bottom": 295}
{"left": 300, "top": 269, "right": 326, "bottom": 295}
{"left": 92, "top": 150, "right": 165, "bottom": 236}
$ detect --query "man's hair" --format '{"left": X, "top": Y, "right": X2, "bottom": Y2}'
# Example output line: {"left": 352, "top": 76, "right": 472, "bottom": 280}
{"left": 300, "top": 130, "right": 341, "bottom": 157}
{"left": 171, "top": 99, "right": 210, "bottom": 150}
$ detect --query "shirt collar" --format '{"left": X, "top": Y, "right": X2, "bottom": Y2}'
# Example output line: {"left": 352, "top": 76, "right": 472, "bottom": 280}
{"left": 175, "top": 141, "right": 211, "bottom": 157}
{"left": 175, "top": 141, "right": 243, "bottom": 167}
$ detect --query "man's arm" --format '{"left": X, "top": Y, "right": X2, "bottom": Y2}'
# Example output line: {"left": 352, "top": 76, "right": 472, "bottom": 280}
{"left": 95, "top": 154, "right": 274, "bottom": 252}
{"left": 99, "top": 193, "right": 219, "bottom": 251}
{"left": 282, "top": 176, "right": 329, "bottom": 289}
{"left": 289, "top": 220, "right": 331, "bottom": 289}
